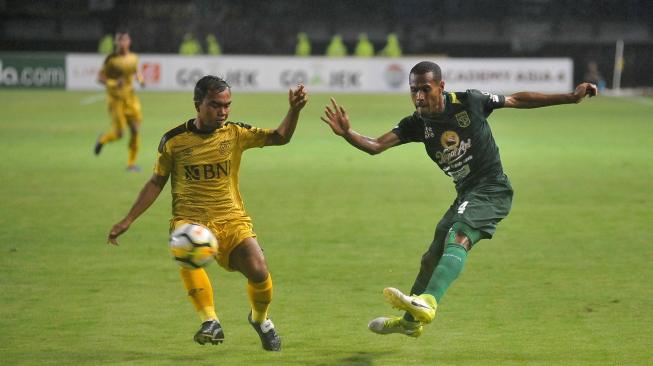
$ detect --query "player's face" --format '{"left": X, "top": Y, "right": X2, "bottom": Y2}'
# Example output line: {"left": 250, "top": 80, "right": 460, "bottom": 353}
{"left": 116, "top": 33, "right": 131, "bottom": 53}
{"left": 196, "top": 89, "right": 232, "bottom": 130}
{"left": 409, "top": 72, "right": 446, "bottom": 116}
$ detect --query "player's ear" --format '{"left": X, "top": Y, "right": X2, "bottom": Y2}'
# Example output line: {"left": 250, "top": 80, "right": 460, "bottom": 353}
{"left": 439, "top": 80, "right": 445, "bottom": 90}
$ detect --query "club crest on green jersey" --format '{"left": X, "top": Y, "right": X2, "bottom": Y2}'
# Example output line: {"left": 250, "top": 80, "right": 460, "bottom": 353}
{"left": 455, "top": 111, "right": 471, "bottom": 128}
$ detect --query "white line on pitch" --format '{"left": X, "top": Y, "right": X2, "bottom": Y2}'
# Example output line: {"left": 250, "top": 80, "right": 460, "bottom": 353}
{"left": 80, "top": 94, "right": 106, "bottom": 105}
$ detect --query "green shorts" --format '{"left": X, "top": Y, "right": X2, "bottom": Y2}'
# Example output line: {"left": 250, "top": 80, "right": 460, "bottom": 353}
{"left": 437, "top": 173, "right": 513, "bottom": 242}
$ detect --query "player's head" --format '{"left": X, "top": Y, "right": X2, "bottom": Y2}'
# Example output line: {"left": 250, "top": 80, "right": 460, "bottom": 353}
{"left": 409, "top": 61, "right": 446, "bottom": 116}
{"left": 194, "top": 76, "right": 232, "bottom": 131}
{"left": 114, "top": 31, "right": 131, "bottom": 53}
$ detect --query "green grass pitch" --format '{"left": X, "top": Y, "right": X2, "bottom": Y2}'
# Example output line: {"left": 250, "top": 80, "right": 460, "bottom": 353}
{"left": 1, "top": 89, "right": 652, "bottom": 365}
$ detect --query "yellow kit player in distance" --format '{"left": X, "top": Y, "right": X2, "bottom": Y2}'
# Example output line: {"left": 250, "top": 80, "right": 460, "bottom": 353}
{"left": 107, "top": 76, "right": 308, "bottom": 351}
{"left": 95, "top": 31, "right": 145, "bottom": 172}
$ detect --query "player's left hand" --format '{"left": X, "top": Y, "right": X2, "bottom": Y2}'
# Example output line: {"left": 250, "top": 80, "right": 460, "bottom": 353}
{"left": 574, "top": 82, "right": 598, "bottom": 102}
{"left": 289, "top": 84, "right": 308, "bottom": 111}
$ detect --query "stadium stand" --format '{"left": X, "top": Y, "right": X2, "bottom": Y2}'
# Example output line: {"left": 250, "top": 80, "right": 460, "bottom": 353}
{"left": 1, "top": 0, "right": 652, "bottom": 86}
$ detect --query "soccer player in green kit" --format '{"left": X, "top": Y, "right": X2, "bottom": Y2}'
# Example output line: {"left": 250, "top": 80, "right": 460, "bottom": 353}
{"left": 320, "top": 61, "right": 597, "bottom": 337}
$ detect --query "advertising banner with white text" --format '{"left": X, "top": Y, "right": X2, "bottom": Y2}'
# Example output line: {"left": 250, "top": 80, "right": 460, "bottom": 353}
{"left": 66, "top": 54, "right": 573, "bottom": 94}
{"left": 1, "top": 53, "right": 66, "bottom": 89}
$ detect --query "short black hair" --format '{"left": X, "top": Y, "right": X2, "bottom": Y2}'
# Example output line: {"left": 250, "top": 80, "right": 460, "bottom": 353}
{"left": 194, "top": 75, "right": 230, "bottom": 103}
{"left": 114, "top": 30, "right": 130, "bottom": 39}
{"left": 410, "top": 61, "right": 442, "bottom": 81}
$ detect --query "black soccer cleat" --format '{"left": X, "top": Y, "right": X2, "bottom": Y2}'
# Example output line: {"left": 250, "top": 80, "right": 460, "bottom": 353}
{"left": 194, "top": 319, "right": 225, "bottom": 345}
{"left": 94, "top": 139, "right": 103, "bottom": 155}
{"left": 248, "top": 311, "right": 281, "bottom": 351}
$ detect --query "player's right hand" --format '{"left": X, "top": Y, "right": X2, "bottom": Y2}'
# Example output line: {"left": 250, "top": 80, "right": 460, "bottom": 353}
{"left": 574, "top": 82, "right": 598, "bottom": 102}
{"left": 107, "top": 219, "right": 131, "bottom": 246}
{"left": 321, "top": 98, "right": 351, "bottom": 137}
{"left": 289, "top": 83, "right": 308, "bottom": 111}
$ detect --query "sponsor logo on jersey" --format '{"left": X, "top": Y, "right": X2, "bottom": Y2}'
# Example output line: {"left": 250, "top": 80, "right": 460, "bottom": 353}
{"left": 483, "top": 92, "right": 501, "bottom": 105}
{"left": 424, "top": 126, "right": 435, "bottom": 139}
{"left": 449, "top": 164, "right": 471, "bottom": 181}
{"left": 436, "top": 131, "right": 472, "bottom": 166}
{"left": 440, "top": 131, "right": 460, "bottom": 149}
{"left": 455, "top": 111, "right": 471, "bottom": 128}
{"left": 184, "top": 160, "right": 231, "bottom": 181}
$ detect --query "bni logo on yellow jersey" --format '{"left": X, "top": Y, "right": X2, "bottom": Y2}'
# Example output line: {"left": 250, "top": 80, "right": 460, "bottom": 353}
{"left": 184, "top": 161, "right": 231, "bottom": 181}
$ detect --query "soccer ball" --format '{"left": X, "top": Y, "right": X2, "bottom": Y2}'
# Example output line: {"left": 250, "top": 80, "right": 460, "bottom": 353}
{"left": 169, "top": 223, "right": 218, "bottom": 268}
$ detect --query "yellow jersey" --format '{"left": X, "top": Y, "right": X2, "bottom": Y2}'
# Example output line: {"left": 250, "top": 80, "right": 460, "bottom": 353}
{"left": 155, "top": 119, "right": 274, "bottom": 222}
{"left": 100, "top": 52, "right": 140, "bottom": 98}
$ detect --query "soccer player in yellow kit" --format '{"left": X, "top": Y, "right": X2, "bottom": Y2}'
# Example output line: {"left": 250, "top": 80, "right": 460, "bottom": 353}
{"left": 95, "top": 32, "right": 145, "bottom": 172}
{"left": 107, "top": 76, "right": 308, "bottom": 351}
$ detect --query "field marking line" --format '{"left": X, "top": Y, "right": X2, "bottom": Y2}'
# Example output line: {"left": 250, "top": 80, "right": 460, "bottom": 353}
{"left": 80, "top": 94, "right": 106, "bottom": 105}
{"left": 631, "top": 97, "right": 653, "bottom": 108}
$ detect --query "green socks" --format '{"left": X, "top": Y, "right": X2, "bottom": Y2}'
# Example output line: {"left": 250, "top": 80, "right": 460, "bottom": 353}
{"left": 424, "top": 243, "right": 468, "bottom": 303}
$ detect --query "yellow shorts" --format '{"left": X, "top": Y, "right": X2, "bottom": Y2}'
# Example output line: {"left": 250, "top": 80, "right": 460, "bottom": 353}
{"left": 107, "top": 93, "right": 142, "bottom": 131}
{"left": 170, "top": 216, "right": 256, "bottom": 271}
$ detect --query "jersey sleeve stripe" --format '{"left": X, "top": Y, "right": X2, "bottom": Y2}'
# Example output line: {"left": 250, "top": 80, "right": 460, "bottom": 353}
{"left": 158, "top": 121, "right": 190, "bottom": 153}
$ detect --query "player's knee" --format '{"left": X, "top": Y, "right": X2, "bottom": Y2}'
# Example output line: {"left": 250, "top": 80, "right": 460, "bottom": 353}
{"left": 128, "top": 122, "right": 139, "bottom": 134}
{"left": 248, "top": 260, "right": 269, "bottom": 283}
{"left": 233, "top": 243, "right": 269, "bottom": 282}
{"left": 447, "top": 222, "right": 477, "bottom": 251}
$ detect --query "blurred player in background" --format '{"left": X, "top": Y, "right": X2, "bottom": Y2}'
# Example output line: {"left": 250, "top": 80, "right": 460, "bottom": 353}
{"left": 107, "top": 76, "right": 308, "bottom": 351}
{"left": 95, "top": 31, "right": 145, "bottom": 172}
{"left": 321, "top": 61, "right": 597, "bottom": 338}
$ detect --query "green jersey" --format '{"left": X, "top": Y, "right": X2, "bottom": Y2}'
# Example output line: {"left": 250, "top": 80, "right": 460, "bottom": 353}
{"left": 392, "top": 89, "right": 506, "bottom": 192}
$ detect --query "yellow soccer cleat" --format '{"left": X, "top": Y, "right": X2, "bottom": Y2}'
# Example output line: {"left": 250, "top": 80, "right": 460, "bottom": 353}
{"left": 368, "top": 316, "right": 423, "bottom": 337}
{"left": 383, "top": 287, "right": 437, "bottom": 324}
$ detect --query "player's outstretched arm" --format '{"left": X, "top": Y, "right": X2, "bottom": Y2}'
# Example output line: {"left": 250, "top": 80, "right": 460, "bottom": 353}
{"left": 107, "top": 173, "right": 169, "bottom": 245}
{"left": 320, "top": 97, "right": 399, "bottom": 155}
{"left": 504, "top": 82, "right": 598, "bottom": 109}
{"left": 267, "top": 84, "right": 308, "bottom": 146}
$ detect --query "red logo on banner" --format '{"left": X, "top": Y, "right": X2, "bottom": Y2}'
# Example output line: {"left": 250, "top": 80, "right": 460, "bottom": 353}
{"left": 141, "top": 63, "right": 161, "bottom": 84}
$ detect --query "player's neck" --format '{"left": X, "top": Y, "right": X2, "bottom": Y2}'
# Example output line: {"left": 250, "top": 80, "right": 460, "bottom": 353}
{"left": 193, "top": 118, "right": 219, "bottom": 133}
{"left": 419, "top": 96, "right": 448, "bottom": 120}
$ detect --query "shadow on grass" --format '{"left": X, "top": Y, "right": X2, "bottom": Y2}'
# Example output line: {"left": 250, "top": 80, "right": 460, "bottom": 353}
{"left": 317, "top": 351, "right": 392, "bottom": 366}
{"left": 46, "top": 348, "right": 212, "bottom": 364}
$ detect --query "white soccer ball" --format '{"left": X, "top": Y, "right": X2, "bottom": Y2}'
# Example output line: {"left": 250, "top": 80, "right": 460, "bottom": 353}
{"left": 169, "top": 223, "right": 218, "bottom": 268}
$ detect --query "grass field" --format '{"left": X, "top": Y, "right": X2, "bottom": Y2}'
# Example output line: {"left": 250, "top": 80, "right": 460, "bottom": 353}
{"left": 1, "top": 89, "right": 652, "bottom": 365}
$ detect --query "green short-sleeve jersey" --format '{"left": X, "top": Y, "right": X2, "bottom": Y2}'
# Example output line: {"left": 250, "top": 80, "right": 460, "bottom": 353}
{"left": 392, "top": 89, "right": 506, "bottom": 191}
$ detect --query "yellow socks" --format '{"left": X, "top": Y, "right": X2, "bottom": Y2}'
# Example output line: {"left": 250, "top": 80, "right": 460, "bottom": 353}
{"left": 180, "top": 269, "right": 273, "bottom": 324}
{"left": 247, "top": 274, "right": 273, "bottom": 323}
{"left": 127, "top": 131, "right": 139, "bottom": 167}
{"left": 180, "top": 267, "right": 218, "bottom": 322}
